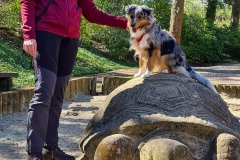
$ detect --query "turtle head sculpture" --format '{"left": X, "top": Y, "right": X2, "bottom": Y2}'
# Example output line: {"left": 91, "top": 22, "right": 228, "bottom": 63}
{"left": 79, "top": 74, "right": 240, "bottom": 160}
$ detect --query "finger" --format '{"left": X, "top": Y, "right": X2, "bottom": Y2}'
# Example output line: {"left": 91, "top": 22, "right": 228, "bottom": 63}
{"left": 29, "top": 46, "right": 35, "bottom": 57}
{"left": 24, "top": 45, "right": 33, "bottom": 57}
{"left": 33, "top": 43, "right": 37, "bottom": 57}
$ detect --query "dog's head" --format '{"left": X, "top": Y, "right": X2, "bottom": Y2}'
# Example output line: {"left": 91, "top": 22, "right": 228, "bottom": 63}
{"left": 125, "top": 4, "right": 154, "bottom": 33}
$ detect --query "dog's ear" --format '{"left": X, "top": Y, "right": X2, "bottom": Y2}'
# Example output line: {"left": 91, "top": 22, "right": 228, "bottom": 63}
{"left": 125, "top": 4, "right": 137, "bottom": 14}
{"left": 141, "top": 5, "right": 153, "bottom": 17}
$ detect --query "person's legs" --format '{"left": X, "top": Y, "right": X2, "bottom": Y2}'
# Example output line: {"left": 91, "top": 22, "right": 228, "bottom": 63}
{"left": 26, "top": 31, "right": 62, "bottom": 154}
{"left": 45, "top": 37, "right": 79, "bottom": 147}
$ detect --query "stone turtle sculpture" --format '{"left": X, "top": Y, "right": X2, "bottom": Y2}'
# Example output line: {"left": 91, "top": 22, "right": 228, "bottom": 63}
{"left": 79, "top": 74, "right": 240, "bottom": 160}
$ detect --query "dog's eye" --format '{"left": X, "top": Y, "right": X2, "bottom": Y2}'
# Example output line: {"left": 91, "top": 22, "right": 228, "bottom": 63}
{"left": 130, "top": 15, "right": 135, "bottom": 19}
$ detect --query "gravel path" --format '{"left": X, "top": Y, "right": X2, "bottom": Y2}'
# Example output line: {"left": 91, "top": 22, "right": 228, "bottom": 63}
{"left": 0, "top": 92, "right": 239, "bottom": 160}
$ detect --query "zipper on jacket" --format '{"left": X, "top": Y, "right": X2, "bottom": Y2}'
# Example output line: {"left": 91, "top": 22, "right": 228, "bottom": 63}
{"left": 64, "top": 0, "right": 70, "bottom": 36}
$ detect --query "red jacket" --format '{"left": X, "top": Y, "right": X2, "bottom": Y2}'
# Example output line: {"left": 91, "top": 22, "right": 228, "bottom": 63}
{"left": 21, "top": 0, "right": 127, "bottom": 41}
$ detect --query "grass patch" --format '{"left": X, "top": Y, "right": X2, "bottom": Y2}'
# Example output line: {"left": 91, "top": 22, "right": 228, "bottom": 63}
{"left": 73, "top": 45, "right": 136, "bottom": 76}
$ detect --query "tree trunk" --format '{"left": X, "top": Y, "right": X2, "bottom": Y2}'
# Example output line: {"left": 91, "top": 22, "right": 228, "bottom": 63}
{"left": 230, "top": 0, "right": 240, "bottom": 28}
{"left": 206, "top": 0, "right": 217, "bottom": 25}
{"left": 169, "top": 0, "right": 185, "bottom": 45}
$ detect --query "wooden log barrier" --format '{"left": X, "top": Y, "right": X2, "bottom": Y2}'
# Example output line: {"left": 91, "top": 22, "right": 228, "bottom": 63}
{"left": 63, "top": 77, "right": 94, "bottom": 101}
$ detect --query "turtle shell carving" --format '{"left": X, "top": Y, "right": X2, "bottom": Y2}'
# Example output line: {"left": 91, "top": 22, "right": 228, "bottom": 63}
{"left": 79, "top": 74, "right": 240, "bottom": 160}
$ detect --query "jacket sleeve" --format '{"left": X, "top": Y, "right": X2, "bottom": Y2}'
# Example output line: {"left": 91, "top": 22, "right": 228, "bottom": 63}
{"left": 78, "top": 0, "right": 127, "bottom": 30}
{"left": 20, "top": 0, "right": 36, "bottom": 40}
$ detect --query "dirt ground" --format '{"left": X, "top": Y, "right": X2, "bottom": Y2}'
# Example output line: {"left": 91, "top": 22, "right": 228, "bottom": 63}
{"left": 0, "top": 92, "right": 239, "bottom": 160}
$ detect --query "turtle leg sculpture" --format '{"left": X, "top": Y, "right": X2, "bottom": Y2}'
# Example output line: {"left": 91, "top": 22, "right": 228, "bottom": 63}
{"left": 211, "top": 133, "right": 240, "bottom": 159}
{"left": 140, "top": 138, "right": 193, "bottom": 160}
{"left": 94, "top": 134, "right": 133, "bottom": 160}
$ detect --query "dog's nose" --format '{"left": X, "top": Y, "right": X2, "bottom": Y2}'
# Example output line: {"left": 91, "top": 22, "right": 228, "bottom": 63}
{"left": 131, "top": 23, "right": 135, "bottom": 27}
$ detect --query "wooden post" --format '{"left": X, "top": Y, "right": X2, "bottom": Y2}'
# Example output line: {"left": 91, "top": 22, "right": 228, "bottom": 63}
{"left": 0, "top": 93, "right": 2, "bottom": 116}
{"left": 75, "top": 78, "right": 80, "bottom": 94}
{"left": 70, "top": 80, "right": 76, "bottom": 99}
{"left": 1, "top": 92, "right": 8, "bottom": 115}
{"left": 236, "top": 86, "right": 240, "bottom": 98}
{"left": 102, "top": 77, "right": 109, "bottom": 95}
{"left": 91, "top": 77, "right": 97, "bottom": 96}
{"left": 81, "top": 78, "right": 88, "bottom": 95}
{"left": 7, "top": 91, "right": 13, "bottom": 114}
{"left": 223, "top": 85, "right": 230, "bottom": 94}
{"left": 230, "top": 86, "right": 237, "bottom": 97}
{"left": 18, "top": 89, "right": 25, "bottom": 112}
{"left": 86, "top": 78, "right": 91, "bottom": 95}
{"left": 215, "top": 84, "right": 223, "bottom": 93}
{"left": 113, "top": 77, "right": 120, "bottom": 90}
{"left": 119, "top": 77, "right": 132, "bottom": 86}
{"left": 12, "top": 91, "right": 19, "bottom": 113}
{"left": 169, "top": 0, "right": 185, "bottom": 45}
{"left": 81, "top": 78, "right": 85, "bottom": 95}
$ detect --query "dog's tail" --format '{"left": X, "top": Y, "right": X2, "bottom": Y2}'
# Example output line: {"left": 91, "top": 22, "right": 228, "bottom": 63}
{"left": 186, "top": 64, "right": 218, "bottom": 94}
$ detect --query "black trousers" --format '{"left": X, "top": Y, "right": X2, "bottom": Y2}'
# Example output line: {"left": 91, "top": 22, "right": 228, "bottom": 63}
{"left": 26, "top": 31, "right": 79, "bottom": 153}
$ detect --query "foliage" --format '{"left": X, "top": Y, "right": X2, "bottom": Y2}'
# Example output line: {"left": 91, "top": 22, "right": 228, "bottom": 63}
{"left": 181, "top": 0, "right": 240, "bottom": 64}
{"left": 0, "top": 0, "right": 21, "bottom": 32}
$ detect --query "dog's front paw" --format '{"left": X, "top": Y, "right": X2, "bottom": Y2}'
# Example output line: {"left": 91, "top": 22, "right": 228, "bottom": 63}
{"left": 161, "top": 69, "right": 169, "bottom": 73}
{"left": 141, "top": 69, "right": 151, "bottom": 78}
{"left": 141, "top": 72, "right": 151, "bottom": 78}
{"left": 134, "top": 73, "right": 141, "bottom": 78}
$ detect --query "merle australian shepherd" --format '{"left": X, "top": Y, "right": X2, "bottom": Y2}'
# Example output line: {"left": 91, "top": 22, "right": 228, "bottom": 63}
{"left": 125, "top": 4, "right": 217, "bottom": 94}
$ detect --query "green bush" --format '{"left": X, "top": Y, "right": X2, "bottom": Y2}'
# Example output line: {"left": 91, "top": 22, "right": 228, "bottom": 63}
{"left": 181, "top": 0, "right": 239, "bottom": 64}
{"left": 0, "top": 0, "right": 239, "bottom": 64}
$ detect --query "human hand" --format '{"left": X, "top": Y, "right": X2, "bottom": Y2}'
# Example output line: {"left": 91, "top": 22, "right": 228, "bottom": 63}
{"left": 23, "top": 39, "right": 37, "bottom": 57}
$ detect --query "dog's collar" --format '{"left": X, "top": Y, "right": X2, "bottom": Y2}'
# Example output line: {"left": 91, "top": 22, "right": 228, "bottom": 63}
{"left": 136, "top": 23, "right": 155, "bottom": 43}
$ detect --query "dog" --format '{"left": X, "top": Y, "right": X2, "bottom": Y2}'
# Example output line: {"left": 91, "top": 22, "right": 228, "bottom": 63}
{"left": 125, "top": 4, "right": 217, "bottom": 94}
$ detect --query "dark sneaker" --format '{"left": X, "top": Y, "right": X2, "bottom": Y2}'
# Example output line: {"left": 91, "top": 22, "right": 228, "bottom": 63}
{"left": 28, "top": 152, "right": 44, "bottom": 160}
{"left": 42, "top": 146, "right": 75, "bottom": 160}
